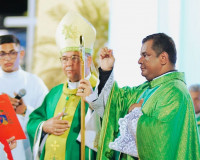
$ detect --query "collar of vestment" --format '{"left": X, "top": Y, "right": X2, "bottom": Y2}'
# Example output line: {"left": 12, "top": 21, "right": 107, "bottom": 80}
{"left": 149, "top": 71, "right": 185, "bottom": 89}
{"left": 67, "top": 73, "right": 91, "bottom": 89}
{"left": 63, "top": 73, "right": 97, "bottom": 95}
{"left": 0, "top": 66, "right": 22, "bottom": 78}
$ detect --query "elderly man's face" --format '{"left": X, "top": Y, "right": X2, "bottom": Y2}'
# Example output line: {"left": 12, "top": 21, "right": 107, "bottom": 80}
{"left": 60, "top": 51, "right": 82, "bottom": 82}
{"left": 190, "top": 91, "right": 200, "bottom": 113}
{"left": 138, "top": 40, "right": 162, "bottom": 81}
{"left": 0, "top": 43, "right": 22, "bottom": 72}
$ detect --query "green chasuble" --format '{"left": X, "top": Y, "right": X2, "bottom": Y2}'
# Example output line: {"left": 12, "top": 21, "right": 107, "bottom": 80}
{"left": 97, "top": 72, "right": 200, "bottom": 160}
{"left": 27, "top": 75, "right": 97, "bottom": 160}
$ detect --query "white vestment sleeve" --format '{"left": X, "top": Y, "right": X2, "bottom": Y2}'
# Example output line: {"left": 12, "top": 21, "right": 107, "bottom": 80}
{"left": 17, "top": 105, "right": 34, "bottom": 131}
{"left": 33, "top": 121, "right": 46, "bottom": 160}
{"left": 0, "top": 142, "right": 9, "bottom": 160}
{"left": 77, "top": 109, "right": 101, "bottom": 152}
{"left": 86, "top": 70, "right": 114, "bottom": 118}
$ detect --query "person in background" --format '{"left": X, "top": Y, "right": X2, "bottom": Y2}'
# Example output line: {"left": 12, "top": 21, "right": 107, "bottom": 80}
{"left": 27, "top": 11, "right": 99, "bottom": 160}
{"left": 0, "top": 34, "right": 49, "bottom": 160}
{"left": 189, "top": 84, "right": 200, "bottom": 136}
{"left": 81, "top": 33, "right": 200, "bottom": 159}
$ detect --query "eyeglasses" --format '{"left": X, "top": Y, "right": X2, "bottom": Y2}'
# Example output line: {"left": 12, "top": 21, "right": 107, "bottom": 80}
{"left": 60, "top": 55, "right": 81, "bottom": 63}
{"left": 0, "top": 51, "right": 19, "bottom": 60}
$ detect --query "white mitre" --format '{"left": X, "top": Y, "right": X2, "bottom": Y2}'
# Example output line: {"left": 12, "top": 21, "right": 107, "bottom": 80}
{"left": 55, "top": 11, "right": 96, "bottom": 55}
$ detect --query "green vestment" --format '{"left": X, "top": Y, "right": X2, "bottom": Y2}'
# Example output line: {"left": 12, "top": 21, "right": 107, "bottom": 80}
{"left": 27, "top": 83, "right": 96, "bottom": 160}
{"left": 97, "top": 72, "right": 200, "bottom": 160}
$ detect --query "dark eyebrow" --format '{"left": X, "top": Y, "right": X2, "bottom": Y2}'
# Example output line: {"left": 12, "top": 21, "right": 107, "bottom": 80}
{"left": 0, "top": 49, "right": 16, "bottom": 53}
{"left": 9, "top": 49, "right": 16, "bottom": 52}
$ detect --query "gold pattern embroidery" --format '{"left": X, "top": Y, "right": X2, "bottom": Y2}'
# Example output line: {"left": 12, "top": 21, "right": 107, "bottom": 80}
{"left": 62, "top": 24, "right": 80, "bottom": 42}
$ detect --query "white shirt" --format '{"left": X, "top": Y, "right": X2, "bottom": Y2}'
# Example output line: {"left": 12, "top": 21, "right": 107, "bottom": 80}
{"left": 0, "top": 142, "right": 8, "bottom": 160}
{"left": 0, "top": 67, "right": 48, "bottom": 160}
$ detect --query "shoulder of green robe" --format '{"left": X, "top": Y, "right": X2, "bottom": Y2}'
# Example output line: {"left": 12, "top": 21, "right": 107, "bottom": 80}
{"left": 48, "top": 84, "right": 64, "bottom": 94}
{"left": 44, "top": 84, "right": 64, "bottom": 100}
{"left": 117, "top": 81, "right": 149, "bottom": 100}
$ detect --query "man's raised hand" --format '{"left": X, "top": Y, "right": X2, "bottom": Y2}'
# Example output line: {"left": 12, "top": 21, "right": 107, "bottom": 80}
{"left": 100, "top": 47, "right": 115, "bottom": 71}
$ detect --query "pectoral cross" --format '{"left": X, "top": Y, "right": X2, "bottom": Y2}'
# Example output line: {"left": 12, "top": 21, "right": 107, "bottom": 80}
{"left": 50, "top": 140, "right": 60, "bottom": 151}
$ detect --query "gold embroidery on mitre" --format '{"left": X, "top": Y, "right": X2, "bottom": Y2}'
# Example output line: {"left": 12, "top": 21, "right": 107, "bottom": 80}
{"left": 62, "top": 24, "right": 80, "bottom": 42}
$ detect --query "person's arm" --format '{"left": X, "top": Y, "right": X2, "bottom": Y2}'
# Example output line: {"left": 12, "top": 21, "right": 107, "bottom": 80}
{"left": 97, "top": 67, "right": 113, "bottom": 95}
{"left": 77, "top": 47, "right": 115, "bottom": 117}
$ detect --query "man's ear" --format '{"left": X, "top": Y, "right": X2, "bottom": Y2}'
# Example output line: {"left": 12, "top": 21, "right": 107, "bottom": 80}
{"left": 20, "top": 50, "right": 25, "bottom": 59}
{"left": 87, "top": 55, "right": 92, "bottom": 68}
{"left": 159, "top": 52, "right": 168, "bottom": 65}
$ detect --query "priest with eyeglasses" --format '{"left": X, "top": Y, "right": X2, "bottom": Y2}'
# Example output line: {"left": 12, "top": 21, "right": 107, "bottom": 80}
{"left": 27, "top": 11, "right": 100, "bottom": 160}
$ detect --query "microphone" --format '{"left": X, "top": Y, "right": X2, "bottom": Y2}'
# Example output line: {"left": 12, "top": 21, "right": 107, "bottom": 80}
{"left": 15, "top": 89, "right": 26, "bottom": 99}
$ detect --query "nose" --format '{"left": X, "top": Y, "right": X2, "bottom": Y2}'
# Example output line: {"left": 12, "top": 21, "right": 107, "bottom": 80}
{"left": 4, "top": 54, "right": 12, "bottom": 61}
{"left": 138, "top": 56, "right": 143, "bottom": 64}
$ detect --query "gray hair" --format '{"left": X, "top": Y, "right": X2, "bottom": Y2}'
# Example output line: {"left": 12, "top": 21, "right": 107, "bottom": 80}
{"left": 189, "top": 84, "right": 200, "bottom": 92}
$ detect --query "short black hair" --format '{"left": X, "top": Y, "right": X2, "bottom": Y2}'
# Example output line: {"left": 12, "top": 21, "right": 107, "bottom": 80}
{"left": 142, "top": 33, "right": 177, "bottom": 65}
{"left": 0, "top": 34, "right": 20, "bottom": 45}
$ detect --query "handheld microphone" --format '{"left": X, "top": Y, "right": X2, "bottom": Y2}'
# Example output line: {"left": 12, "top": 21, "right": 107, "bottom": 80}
{"left": 15, "top": 89, "right": 26, "bottom": 99}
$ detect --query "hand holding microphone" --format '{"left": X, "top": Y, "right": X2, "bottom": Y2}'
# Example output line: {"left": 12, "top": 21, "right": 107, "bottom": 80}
{"left": 14, "top": 89, "right": 27, "bottom": 115}
{"left": 3, "top": 89, "right": 27, "bottom": 115}
{"left": 5, "top": 89, "right": 27, "bottom": 115}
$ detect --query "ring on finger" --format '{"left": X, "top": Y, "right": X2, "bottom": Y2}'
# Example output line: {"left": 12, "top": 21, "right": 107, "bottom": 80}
{"left": 82, "top": 89, "right": 84, "bottom": 93}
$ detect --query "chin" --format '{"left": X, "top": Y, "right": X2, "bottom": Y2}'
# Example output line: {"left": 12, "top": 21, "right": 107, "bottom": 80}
{"left": 141, "top": 72, "right": 146, "bottom": 77}
{"left": 3, "top": 67, "right": 14, "bottom": 72}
